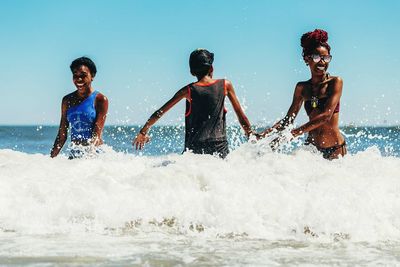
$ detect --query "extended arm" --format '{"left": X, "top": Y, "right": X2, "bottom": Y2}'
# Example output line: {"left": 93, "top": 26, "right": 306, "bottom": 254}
{"left": 133, "top": 87, "right": 188, "bottom": 150}
{"left": 260, "top": 83, "right": 304, "bottom": 137}
{"left": 92, "top": 93, "right": 109, "bottom": 146}
{"left": 50, "top": 97, "right": 69, "bottom": 157}
{"left": 291, "top": 77, "right": 343, "bottom": 137}
{"left": 226, "top": 80, "right": 253, "bottom": 137}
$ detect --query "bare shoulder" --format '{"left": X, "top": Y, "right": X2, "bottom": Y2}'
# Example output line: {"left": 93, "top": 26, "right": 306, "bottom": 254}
{"left": 95, "top": 92, "right": 108, "bottom": 103}
{"left": 175, "top": 85, "right": 190, "bottom": 98}
{"left": 62, "top": 92, "right": 76, "bottom": 104}
{"left": 331, "top": 76, "right": 343, "bottom": 84}
{"left": 295, "top": 80, "right": 309, "bottom": 93}
{"left": 328, "top": 76, "right": 343, "bottom": 92}
{"left": 223, "top": 79, "right": 234, "bottom": 93}
{"left": 296, "top": 80, "right": 309, "bottom": 88}
{"left": 224, "top": 79, "right": 233, "bottom": 86}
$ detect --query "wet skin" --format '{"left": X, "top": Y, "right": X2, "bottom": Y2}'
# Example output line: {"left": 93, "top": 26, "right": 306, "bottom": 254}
{"left": 133, "top": 66, "right": 253, "bottom": 150}
{"left": 261, "top": 46, "right": 346, "bottom": 159}
{"left": 50, "top": 65, "right": 108, "bottom": 157}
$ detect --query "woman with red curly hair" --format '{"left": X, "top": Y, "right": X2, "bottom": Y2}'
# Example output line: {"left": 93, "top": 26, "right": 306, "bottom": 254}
{"left": 260, "top": 29, "right": 346, "bottom": 159}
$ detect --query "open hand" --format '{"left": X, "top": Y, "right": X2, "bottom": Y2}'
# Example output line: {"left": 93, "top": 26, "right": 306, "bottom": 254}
{"left": 92, "top": 137, "right": 104, "bottom": 146}
{"left": 269, "top": 131, "right": 295, "bottom": 151}
{"left": 133, "top": 133, "right": 150, "bottom": 150}
{"left": 250, "top": 132, "right": 263, "bottom": 141}
{"left": 255, "top": 128, "right": 274, "bottom": 139}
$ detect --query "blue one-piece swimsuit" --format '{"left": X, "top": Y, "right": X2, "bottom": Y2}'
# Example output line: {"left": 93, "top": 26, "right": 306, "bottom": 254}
{"left": 67, "top": 91, "right": 99, "bottom": 143}
{"left": 66, "top": 91, "right": 100, "bottom": 159}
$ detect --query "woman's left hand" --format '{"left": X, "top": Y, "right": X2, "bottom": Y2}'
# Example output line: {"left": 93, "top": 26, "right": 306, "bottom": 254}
{"left": 92, "top": 137, "right": 103, "bottom": 146}
{"left": 133, "top": 133, "right": 150, "bottom": 150}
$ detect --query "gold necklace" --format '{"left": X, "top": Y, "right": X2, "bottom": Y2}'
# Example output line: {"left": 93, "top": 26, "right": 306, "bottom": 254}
{"left": 309, "top": 73, "right": 330, "bottom": 109}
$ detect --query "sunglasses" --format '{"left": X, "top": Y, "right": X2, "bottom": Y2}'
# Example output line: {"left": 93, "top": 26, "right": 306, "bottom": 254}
{"left": 309, "top": 54, "right": 332, "bottom": 63}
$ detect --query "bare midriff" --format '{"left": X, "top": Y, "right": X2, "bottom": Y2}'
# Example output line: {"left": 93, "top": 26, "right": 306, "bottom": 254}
{"left": 306, "top": 113, "right": 345, "bottom": 148}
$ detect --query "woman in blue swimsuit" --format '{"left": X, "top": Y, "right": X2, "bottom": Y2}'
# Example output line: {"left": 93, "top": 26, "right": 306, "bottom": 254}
{"left": 260, "top": 29, "right": 346, "bottom": 159}
{"left": 51, "top": 57, "right": 108, "bottom": 158}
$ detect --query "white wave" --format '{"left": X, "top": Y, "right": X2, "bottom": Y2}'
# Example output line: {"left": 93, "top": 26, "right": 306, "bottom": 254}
{"left": 0, "top": 143, "right": 399, "bottom": 243}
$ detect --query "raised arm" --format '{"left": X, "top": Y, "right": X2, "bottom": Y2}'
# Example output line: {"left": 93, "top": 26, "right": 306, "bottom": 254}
{"left": 291, "top": 77, "right": 343, "bottom": 137}
{"left": 92, "top": 93, "right": 109, "bottom": 146}
{"left": 225, "top": 80, "right": 253, "bottom": 137}
{"left": 133, "top": 87, "right": 188, "bottom": 150}
{"left": 260, "top": 82, "right": 304, "bottom": 137}
{"left": 50, "top": 97, "right": 69, "bottom": 157}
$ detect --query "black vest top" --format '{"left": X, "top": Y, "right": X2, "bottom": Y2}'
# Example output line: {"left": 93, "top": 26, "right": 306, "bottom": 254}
{"left": 184, "top": 79, "right": 227, "bottom": 149}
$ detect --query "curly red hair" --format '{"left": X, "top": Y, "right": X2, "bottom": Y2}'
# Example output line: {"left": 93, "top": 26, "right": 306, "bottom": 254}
{"left": 301, "top": 29, "right": 331, "bottom": 56}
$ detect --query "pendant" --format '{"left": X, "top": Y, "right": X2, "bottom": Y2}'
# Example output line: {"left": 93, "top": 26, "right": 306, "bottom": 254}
{"left": 311, "top": 96, "right": 318, "bottom": 108}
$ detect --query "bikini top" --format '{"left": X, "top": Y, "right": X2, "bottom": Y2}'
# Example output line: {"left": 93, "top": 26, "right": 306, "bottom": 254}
{"left": 304, "top": 97, "right": 340, "bottom": 115}
{"left": 304, "top": 76, "right": 340, "bottom": 115}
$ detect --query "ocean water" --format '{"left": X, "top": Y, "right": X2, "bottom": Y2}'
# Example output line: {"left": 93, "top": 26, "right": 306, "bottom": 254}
{"left": 0, "top": 125, "right": 400, "bottom": 266}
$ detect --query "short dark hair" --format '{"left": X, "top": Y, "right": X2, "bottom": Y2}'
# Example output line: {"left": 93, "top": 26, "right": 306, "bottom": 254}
{"left": 189, "top": 49, "right": 214, "bottom": 78}
{"left": 70, "top": 57, "right": 97, "bottom": 77}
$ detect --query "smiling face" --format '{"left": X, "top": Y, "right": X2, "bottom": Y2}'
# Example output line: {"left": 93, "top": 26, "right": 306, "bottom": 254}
{"left": 72, "top": 65, "right": 93, "bottom": 94}
{"left": 305, "top": 46, "right": 331, "bottom": 76}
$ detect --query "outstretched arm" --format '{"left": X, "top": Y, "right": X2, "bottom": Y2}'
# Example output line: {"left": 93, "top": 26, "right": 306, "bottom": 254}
{"left": 50, "top": 97, "right": 69, "bottom": 157}
{"left": 290, "top": 77, "right": 343, "bottom": 137}
{"left": 260, "top": 82, "right": 304, "bottom": 138}
{"left": 92, "top": 93, "right": 109, "bottom": 146}
{"left": 133, "top": 87, "right": 188, "bottom": 150}
{"left": 226, "top": 80, "right": 253, "bottom": 137}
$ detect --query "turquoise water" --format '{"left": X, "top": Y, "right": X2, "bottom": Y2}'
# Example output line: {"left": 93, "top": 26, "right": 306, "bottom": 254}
{"left": 1, "top": 125, "right": 399, "bottom": 157}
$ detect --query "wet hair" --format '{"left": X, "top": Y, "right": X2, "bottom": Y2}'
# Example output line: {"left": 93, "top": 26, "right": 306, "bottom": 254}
{"left": 70, "top": 57, "right": 97, "bottom": 77}
{"left": 301, "top": 29, "right": 331, "bottom": 56}
{"left": 189, "top": 49, "right": 214, "bottom": 78}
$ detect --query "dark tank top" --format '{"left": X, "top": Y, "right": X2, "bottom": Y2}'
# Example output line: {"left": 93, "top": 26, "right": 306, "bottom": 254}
{"left": 184, "top": 79, "right": 227, "bottom": 150}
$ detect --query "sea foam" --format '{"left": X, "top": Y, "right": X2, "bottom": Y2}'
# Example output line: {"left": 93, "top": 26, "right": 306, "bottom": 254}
{"left": 0, "top": 142, "right": 399, "bottom": 243}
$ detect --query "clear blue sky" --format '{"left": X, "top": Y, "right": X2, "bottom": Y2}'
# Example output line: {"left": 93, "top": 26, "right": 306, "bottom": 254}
{"left": 0, "top": 0, "right": 399, "bottom": 126}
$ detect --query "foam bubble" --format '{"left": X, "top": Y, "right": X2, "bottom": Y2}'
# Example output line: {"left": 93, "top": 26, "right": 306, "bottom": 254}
{"left": 0, "top": 143, "right": 400, "bottom": 243}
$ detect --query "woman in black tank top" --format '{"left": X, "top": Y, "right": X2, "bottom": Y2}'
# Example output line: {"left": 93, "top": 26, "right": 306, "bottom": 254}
{"left": 133, "top": 49, "right": 254, "bottom": 158}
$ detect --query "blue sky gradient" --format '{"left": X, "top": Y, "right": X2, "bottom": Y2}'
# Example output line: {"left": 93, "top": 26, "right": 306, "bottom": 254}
{"left": 0, "top": 0, "right": 399, "bottom": 126}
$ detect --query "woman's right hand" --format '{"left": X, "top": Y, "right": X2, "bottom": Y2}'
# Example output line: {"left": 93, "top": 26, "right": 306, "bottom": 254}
{"left": 258, "top": 128, "right": 274, "bottom": 139}
{"left": 133, "top": 133, "right": 150, "bottom": 150}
